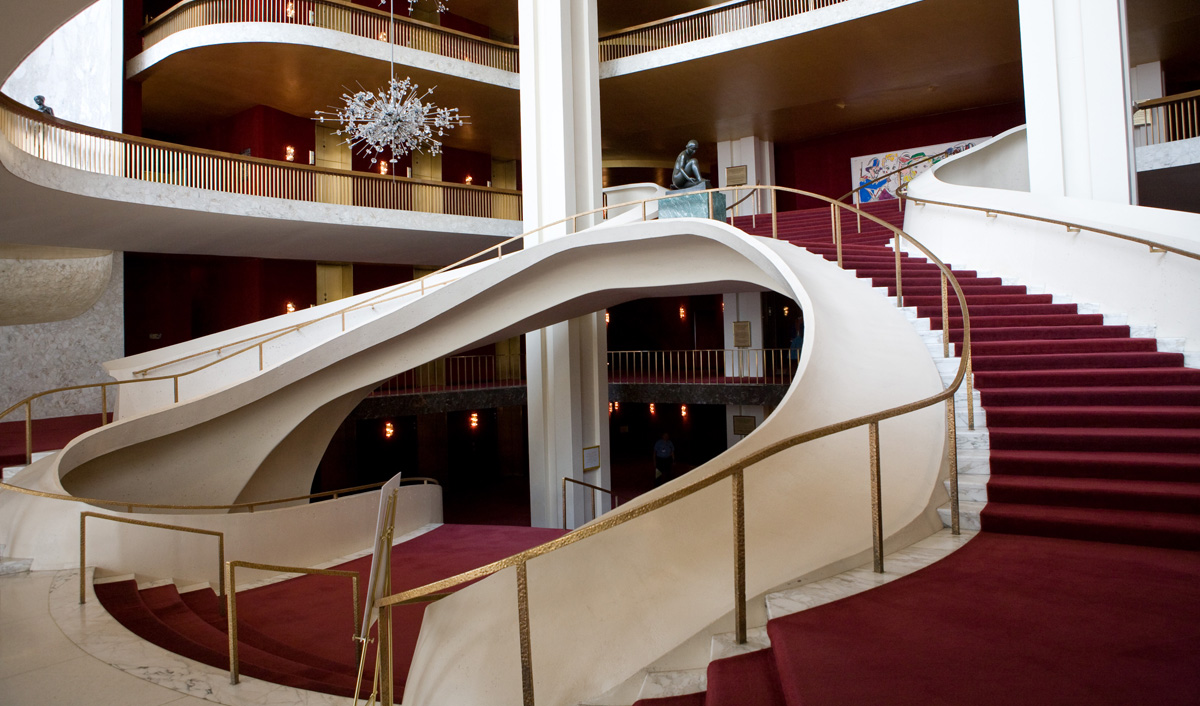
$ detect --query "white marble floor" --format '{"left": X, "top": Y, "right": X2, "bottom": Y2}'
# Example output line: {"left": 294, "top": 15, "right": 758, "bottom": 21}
{"left": 0, "top": 570, "right": 214, "bottom": 706}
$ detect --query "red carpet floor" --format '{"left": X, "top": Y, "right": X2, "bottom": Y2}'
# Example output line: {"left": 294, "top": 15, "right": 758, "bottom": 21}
{"left": 96, "top": 523, "right": 565, "bottom": 697}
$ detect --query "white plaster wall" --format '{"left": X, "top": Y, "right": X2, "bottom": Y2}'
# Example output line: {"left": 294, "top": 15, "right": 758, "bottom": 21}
{"left": 1, "top": 0, "right": 121, "bottom": 131}
{"left": 0, "top": 252, "right": 123, "bottom": 420}
{"left": 905, "top": 126, "right": 1200, "bottom": 351}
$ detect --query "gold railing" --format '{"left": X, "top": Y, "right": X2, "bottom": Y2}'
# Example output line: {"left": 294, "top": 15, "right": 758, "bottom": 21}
{"left": 224, "top": 560, "right": 360, "bottom": 685}
{"left": 79, "top": 512, "right": 224, "bottom": 604}
{"left": 901, "top": 190, "right": 1200, "bottom": 264}
{"left": 599, "top": 0, "right": 849, "bottom": 62}
{"left": 1135, "top": 89, "right": 1200, "bottom": 147}
{"left": 141, "top": 0, "right": 518, "bottom": 73}
{"left": 607, "top": 348, "right": 795, "bottom": 385}
{"left": 561, "top": 478, "right": 621, "bottom": 530}
{"left": 0, "top": 93, "right": 521, "bottom": 220}
{"left": 367, "top": 184, "right": 973, "bottom": 706}
{"left": 371, "top": 353, "right": 526, "bottom": 396}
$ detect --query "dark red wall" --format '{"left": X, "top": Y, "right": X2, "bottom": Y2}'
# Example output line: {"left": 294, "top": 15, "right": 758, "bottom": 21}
{"left": 774, "top": 102, "right": 1026, "bottom": 207}
{"left": 354, "top": 263, "right": 416, "bottom": 294}
{"left": 190, "top": 105, "right": 316, "bottom": 164}
{"left": 440, "top": 11, "right": 491, "bottom": 40}
{"left": 441, "top": 146, "right": 492, "bottom": 185}
{"left": 607, "top": 295, "right": 723, "bottom": 352}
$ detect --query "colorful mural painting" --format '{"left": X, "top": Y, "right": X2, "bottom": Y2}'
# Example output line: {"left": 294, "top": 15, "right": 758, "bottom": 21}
{"left": 850, "top": 137, "right": 989, "bottom": 203}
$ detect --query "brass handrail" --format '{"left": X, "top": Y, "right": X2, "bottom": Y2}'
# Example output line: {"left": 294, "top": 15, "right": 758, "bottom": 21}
{"left": 0, "top": 93, "right": 521, "bottom": 219}
{"left": 599, "top": 0, "right": 850, "bottom": 62}
{"left": 141, "top": 0, "right": 519, "bottom": 72}
{"left": 561, "top": 477, "right": 621, "bottom": 530}
{"left": 2, "top": 476, "right": 437, "bottom": 516}
{"left": 901, "top": 191, "right": 1200, "bottom": 262}
{"left": 80, "top": 511, "right": 224, "bottom": 605}
{"left": 365, "top": 184, "right": 974, "bottom": 706}
{"left": 224, "top": 560, "right": 360, "bottom": 686}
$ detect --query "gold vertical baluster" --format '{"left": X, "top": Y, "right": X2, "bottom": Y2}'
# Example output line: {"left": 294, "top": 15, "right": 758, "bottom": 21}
{"left": 947, "top": 397, "right": 960, "bottom": 535}
{"left": 733, "top": 469, "right": 747, "bottom": 644}
{"left": 517, "top": 562, "right": 535, "bottom": 706}
{"left": 868, "top": 421, "right": 884, "bottom": 573}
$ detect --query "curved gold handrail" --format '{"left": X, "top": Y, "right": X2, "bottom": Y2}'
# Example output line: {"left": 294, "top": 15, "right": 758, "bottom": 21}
{"left": 901, "top": 189, "right": 1200, "bottom": 262}
{"left": 0, "top": 476, "right": 438, "bottom": 514}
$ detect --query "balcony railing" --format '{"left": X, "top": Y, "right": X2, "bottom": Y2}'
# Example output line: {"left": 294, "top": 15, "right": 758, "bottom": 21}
{"left": 0, "top": 93, "right": 521, "bottom": 220}
{"left": 370, "top": 353, "right": 526, "bottom": 396}
{"left": 598, "top": 0, "right": 849, "bottom": 62}
{"left": 142, "top": 0, "right": 518, "bottom": 73}
{"left": 608, "top": 348, "right": 796, "bottom": 386}
{"left": 1134, "top": 89, "right": 1200, "bottom": 148}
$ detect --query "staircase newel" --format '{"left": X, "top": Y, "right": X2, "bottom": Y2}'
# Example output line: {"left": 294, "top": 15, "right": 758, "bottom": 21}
{"left": 868, "top": 422, "right": 884, "bottom": 573}
{"left": 947, "top": 398, "right": 960, "bottom": 535}
{"left": 733, "top": 468, "right": 747, "bottom": 644}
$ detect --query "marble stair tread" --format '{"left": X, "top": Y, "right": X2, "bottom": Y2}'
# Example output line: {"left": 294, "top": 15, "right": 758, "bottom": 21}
{"left": 0, "top": 556, "right": 33, "bottom": 575}
{"left": 636, "top": 668, "right": 707, "bottom": 701}
{"left": 956, "top": 450, "right": 992, "bottom": 476}
{"left": 939, "top": 500, "right": 985, "bottom": 531}
{"left": 764, "top": 529, "right": 977, "bottom": 621}
{"left": 947, "top": 476, "right": 989, "bottom": 503}
{"left": 709, "top": 626, "right": 771, "bottom": 662}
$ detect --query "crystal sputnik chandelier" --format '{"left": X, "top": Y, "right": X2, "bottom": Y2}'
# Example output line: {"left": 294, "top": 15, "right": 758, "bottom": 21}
{"left": 315, "top": 0, "right": 464, "bottom": 166}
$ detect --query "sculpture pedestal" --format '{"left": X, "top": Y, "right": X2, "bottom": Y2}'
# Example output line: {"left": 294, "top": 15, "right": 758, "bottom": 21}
{"left": 660, "top": 190, "right": 727, "bottom": 221}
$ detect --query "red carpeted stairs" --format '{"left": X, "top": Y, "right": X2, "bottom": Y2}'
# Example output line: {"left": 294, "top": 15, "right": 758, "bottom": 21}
{"left": 631, "top": 200, "right": 1200, "bottom": 706}
{"left": 95, "top": 523, "right": 565, "bottom": 697}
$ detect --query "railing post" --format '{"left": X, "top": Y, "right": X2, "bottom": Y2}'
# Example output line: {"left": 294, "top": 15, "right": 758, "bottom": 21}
{"left": 24, "top": 401, "right": 32, "bottom": 465}
{"left": 946, "top": 398, "right": 960, "bottom": 535}
{"left": 562, "top": 478, "right": 568, "bottom": 531}
{"left": 79, "top": 513, "right": 87, "bottom": 604}
{"left": 771, "top": 190, "right": 778, "bottom": 239}
{"left": 868, "top": 421, "right": 884, "bottom": 573}
{"left": 379, "top": 602, "right": 394, "bottom": 705}
{"left": 941, "top": 274, "right": 950, "bottom": 359}
{"left": 893, "top": 234, "right": 904, "bottom": 308}
{"left": 226, "top": 562, "right": 239, "bottom": 684}
{"left": 966, "top": 354, "right": 976, "bottom": 431}
{"left": 101, "top": 385, "right": 108, "bottom": 426}
{"left": 517, "top": 562, "right": 535, "bottom": 706}
{"left": 708, "top": 190, "right": 714, "bottom": 220}
{"left": 732, "top": 469, "right": 747, "bottom": 644}
{"left": 173, "top": 377, "right": 180, "bottom": 404}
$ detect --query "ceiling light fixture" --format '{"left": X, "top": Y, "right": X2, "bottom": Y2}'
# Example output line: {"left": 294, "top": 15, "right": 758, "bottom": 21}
{"left": 315, "top": 0, "right": 464, "bottom": 168}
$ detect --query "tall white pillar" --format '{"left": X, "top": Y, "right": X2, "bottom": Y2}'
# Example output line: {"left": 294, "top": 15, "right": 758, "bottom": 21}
{"left": 1018, "top": 0, "right": 1136, "bottom": 204}
{"left": 519, "top": 0, "right": 609, "bottom": 528}
{"left": 717, "top": 136, "right": 775, "bottom": 215}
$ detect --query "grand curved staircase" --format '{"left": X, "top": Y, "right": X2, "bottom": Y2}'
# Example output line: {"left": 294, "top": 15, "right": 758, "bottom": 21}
{"left": 624, "top": 200, "right": 1200, "bottom": 705}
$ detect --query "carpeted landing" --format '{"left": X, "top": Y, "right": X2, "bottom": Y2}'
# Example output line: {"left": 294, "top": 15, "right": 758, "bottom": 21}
{"left": 94, "top": 523, "right": 565, "bottom": 697}
{"left": 636, "top": 533, "right": 1200, "bottom": 706}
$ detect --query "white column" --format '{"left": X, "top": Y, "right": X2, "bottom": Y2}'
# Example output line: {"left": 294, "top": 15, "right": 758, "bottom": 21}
{"left": 1018, "top": 0, "right": 1136, "bottom": 204}
{"left": 722, "top": 292, "right": 762, "bottom": 377}
{"left": 717, "top": 136, "right": 775, "bottom": 216}
{"left": 520, "top": 0, "right": 609, "bottom": 529}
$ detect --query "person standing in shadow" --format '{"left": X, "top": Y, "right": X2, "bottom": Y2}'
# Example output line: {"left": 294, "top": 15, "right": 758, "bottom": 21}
{"left": 653, "top": 433, "right": 675, "bottom": 486}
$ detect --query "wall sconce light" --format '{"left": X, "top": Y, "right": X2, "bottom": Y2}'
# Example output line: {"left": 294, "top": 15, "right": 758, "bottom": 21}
{"left": 679, "top": 306, "right": 686, "bottom": 321}
{"left": 783, "top": 305, "right": 790, "bottom": 317}
{"left": 649, "top": 403, "right": 656, "bottom": 416}
{"left": 378, "top": 30, "right": 388, "bottom": 41}
{"left": 380, "top": 161, "right": 389, "bottom": 175}
{"left": 613, "top": 401, "right": 619, "bottom": 412}
{"left": 608, "top": 402, "right": 613, "bottom": 415}
{"left": 465, "top": 175, "right": 473, "bottom": 184}
{"left": 384, "top": 420, "right": 394, "bottom": 439}
{"left": 285, "top": 302, "right": 296, "bottom": 313}
{"left": 470, "top": 412, "right": 479, "bottom": 429}
{"left": 680, "top": 404, "right": 688, "bottom": 419}
{"left": 285, "top": 145, "right": 295, "bottom": 162}
{"left": 605, "top": 311, "right": 610, "bottom": 325}
{"left": 286, "top": 1, "right": 295, "bottom": 18}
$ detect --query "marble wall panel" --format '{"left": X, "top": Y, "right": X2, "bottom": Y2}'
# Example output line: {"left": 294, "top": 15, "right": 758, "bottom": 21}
{"left": 1, "top": 253, "right": 124, "bottom": 420}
